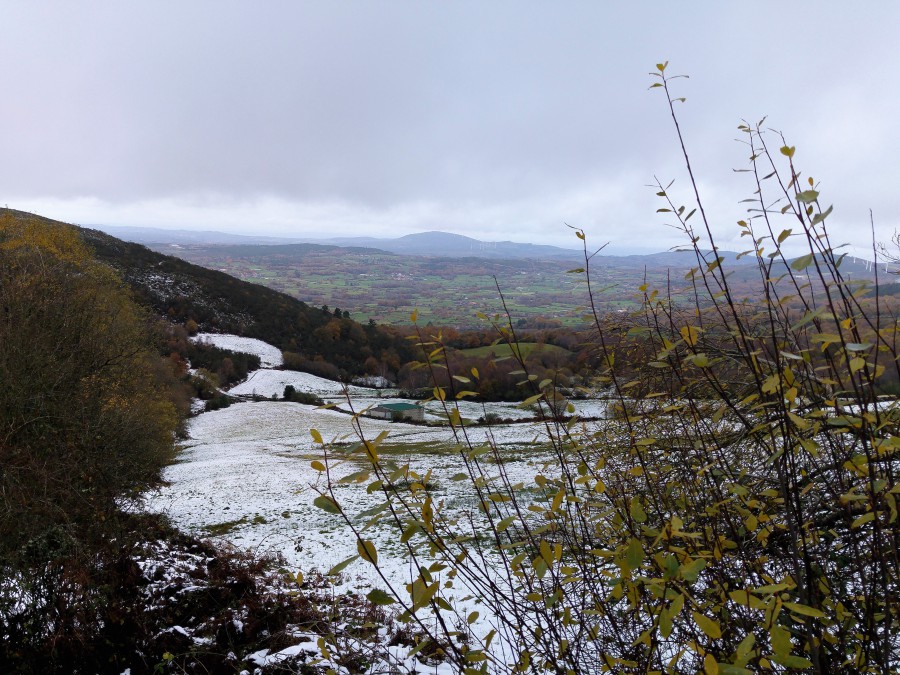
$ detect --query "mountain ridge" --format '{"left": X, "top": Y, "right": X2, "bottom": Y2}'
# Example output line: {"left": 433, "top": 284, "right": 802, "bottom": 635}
{"left": 5, "top": 210, "right": 419, "bottom": 378}
{"left": 89, "top": 224, "right": 585, "bottom": 260}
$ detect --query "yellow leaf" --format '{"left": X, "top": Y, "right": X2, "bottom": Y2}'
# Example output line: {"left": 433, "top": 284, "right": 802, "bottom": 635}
{"left": 783, "top": 602, "right": 826, "bottom": 618}
{"left": 540, "top": 540, "right": 554, "bottom": 566}
{"left": 357, "top": 538, "right": 378, "bottom": 565}
{"left": 770, "top": 624, "right": 792, "bottom": 656}
{"left": 310, "top": 428, "right": 323, "bottom": 444}
{"left": 692, "top": 612, "right": 722, "bottom": 639}
{"left": 851, "top": 512, "right": 875, "bottom": 528}
{"left": 680, "top": 325, "right": 700, "bottom": 346}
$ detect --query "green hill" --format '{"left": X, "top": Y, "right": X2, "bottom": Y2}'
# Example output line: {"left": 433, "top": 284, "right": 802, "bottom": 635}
{"left": 4, "top": 210, "right": 418, "bottom": 378}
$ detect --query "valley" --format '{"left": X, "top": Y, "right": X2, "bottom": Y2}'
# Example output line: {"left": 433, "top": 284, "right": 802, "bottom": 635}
{"left": 143, "top": 241, "right": 647, "bottom": 327}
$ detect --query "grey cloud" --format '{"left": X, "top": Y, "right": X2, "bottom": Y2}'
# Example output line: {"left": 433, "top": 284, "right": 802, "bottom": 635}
{"left": 1, "top": 2, "right": 898, "bottom": 249}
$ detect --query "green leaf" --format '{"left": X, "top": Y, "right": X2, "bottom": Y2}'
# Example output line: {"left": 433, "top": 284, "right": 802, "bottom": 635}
{"left": 659, "top": 605, "right": 674, "bottom": 638}
{"left": 357, "top": 538, "right": 378, "bottom": 565}
{"left": 851, "top": 511, "right": 875, "bottom": 528}
{"left": 777, "top": 228, "right": 792, "bottom": 244}
{"left": 496, "top": 516, "right": 516, "bottom": 532}
{"left": 682, "top": 558, "right": 706, "bottom": 582}
{"left": 406, "top": 638, "right": 432, "bottom": 659}
{"left": 772, "top": 654, "right": 813, "bottom": 669}
{"left": 718, "top": 665, "right": 752, "bottom": 674}
{"left": 791, "top": 253, "right": 814, "bottom": 271}
{"left": 337, "top": 470, "right": 370, "bottom": 484}
{"left": 811, "top": 204, "right": 833, "bottom": 225}
{"left": 327, "top": 555, "right": 359, "bottom": 575}
{"left": 729, "top": 590, "right": 767, "bottom": 610}
{"left": 796, "top": 189, "right": 819, "bottom": 203}
{"left": 783, "top": 602, "right": 826, "bottom": 618}
{"left": 519, "top": 392, "right": 543, "bottom": 408}
{"left": 630, "top": 499, "right": 648, "bottom": 523}
{"left": 780, "top": 145, "right": 795, "bottom": 158}
{"left": 313, "top": 495, "right": 341, "bottom": 514}
{"left": 625, "top": 537, "right": 643, "bottom": 571}
{"left": 400, "top": 522, "right": 420, "bottom": 543}
{"left": 770, "top": 624, "right": 792, "bottom": 655}
{"left": 366, "top": 588, "right": 396, "bottom": 605}
{"left": 692, "top": 611, "right": 722, "bottom": 639}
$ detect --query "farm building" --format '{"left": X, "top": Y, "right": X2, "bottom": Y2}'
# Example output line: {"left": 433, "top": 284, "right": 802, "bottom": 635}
{"left": 368, "top": 402, "right": 424, "bottom": 422}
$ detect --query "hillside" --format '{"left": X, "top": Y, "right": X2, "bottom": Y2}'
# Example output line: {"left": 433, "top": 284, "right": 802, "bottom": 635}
{"left": 4, "top": 210, "right": 419, "bottom": 378}
{"left": 91, "top": 224, "right": 584, "bottom": 260}
{"left": 136, "top": 235, "right": 889, "bottom": 328}
{"left": 316, "top": 230, "right": 583, "bottom": 259}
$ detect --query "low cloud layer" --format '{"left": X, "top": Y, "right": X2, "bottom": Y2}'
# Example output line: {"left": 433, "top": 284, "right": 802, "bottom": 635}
{"left": 2, "top": 3, "right": 898, "bottom": 253}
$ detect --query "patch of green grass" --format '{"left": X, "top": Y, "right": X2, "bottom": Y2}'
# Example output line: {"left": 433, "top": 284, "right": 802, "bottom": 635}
{"left": 202, "top": 517, "right": 248, "bottom": 536}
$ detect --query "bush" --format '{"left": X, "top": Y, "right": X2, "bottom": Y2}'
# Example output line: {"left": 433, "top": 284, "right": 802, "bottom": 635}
{"left": 187, "top": 341, "right": 261, "bottom": 388}
{"left": 0, "top": 213, "right": 179, "bottom": 560}
{"left": 0, "top": 213, "right": 182, "bottom": 661}
{"left": 283, "top": 385, "right": 325, "bottom": 406}
{"left": 310, "top": 65, "right": 899, "bottom": 673}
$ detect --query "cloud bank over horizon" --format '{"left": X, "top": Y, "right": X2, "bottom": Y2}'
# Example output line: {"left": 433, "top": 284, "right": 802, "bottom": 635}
{"left": 2, "top": 3, "right": 898, "bottom": 254}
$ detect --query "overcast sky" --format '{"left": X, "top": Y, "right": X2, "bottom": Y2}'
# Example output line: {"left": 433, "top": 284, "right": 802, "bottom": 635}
{"left": 2, "top": 2, "right": 898, "bottom": 254}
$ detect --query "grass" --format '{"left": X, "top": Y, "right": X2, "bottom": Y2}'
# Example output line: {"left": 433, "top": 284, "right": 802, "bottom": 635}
{"left": 201, "top": 517, "right": 249, "bottom": 536}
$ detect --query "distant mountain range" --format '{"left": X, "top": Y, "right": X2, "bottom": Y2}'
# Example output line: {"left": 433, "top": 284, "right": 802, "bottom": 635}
{"left": 94, "top": 225, "right": 306, "bottom": 246}
{"left": 315, "top": 231, "right": 583, "bottom": 259}
{"left": 91, "top": 225, "right": 583, "bottom": 260}
{"left": 91, "top": 224, "right": 889, "bottom": 280}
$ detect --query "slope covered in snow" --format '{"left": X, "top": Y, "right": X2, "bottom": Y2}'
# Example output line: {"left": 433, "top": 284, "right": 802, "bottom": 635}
{"left": 192, "top": 333, "right": 284, "bottom": 368}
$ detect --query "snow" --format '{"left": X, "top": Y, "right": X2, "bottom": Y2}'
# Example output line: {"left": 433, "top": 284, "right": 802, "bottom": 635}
{"left": 192, "top": 333, "right": 284, "bottom": 368}
{"left": 228, "top": 368, "right": 376, "bottom": 399}
{"left": 146, "top": 334, "right": 611, "bottom": 669}
{"left": 248, "top": 637, "right": 320, "bottom": 667}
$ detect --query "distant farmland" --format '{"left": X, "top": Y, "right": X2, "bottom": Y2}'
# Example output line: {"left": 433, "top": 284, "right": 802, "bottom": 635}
{"left": 149, "top": 243, "right": 689, "bottom": 327}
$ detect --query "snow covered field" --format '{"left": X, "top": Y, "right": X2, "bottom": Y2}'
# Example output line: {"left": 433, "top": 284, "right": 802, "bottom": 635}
{"left": 147, "top": 400, "right": 552, "bottom": 577}
{"left": 146, "top": 334, "right": 604, "bottom": 662}
{"left": 228, "top": 368, "right": 379, "bottom": 400}
{"left": 192, "top": 333, "right": 284, "bottom": 368}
